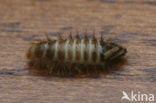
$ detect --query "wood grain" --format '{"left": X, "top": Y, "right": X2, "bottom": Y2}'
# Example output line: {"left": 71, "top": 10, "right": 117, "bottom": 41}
{"left": 0, "top": 0, "right": 156, "bottom": 103}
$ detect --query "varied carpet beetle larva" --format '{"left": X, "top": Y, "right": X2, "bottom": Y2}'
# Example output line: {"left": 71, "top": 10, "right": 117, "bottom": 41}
{"left": 26, "top": 33, "right": 127, "bottom": 76}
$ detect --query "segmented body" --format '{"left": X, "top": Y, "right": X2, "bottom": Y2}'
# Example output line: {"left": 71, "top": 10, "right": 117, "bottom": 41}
{"left": 26, "top": 35, "right": 127, "bottom": 76}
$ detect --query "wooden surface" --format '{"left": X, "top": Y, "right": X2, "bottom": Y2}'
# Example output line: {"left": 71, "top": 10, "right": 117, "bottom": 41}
{"left": 0, "top": 0, "right": 156, "bottom": 103}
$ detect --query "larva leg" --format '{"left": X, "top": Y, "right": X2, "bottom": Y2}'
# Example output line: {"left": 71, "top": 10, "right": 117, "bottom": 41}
{"left": 49, "top": 66, "right": 54, "bottom": 74}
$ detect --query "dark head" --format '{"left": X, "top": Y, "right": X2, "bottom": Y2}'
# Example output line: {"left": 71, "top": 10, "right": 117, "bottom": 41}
{"left": 102, "top": 42, "right": 127, "bottom": 61}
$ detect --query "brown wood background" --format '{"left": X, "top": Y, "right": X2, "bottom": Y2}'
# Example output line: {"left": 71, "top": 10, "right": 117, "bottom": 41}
{"left": 0, "top": 0, "right": 156, "bottom": 103}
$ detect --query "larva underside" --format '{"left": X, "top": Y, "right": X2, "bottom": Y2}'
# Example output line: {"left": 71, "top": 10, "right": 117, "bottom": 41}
{"left": 26, "top": 33, "right": 127, "bottom": 76}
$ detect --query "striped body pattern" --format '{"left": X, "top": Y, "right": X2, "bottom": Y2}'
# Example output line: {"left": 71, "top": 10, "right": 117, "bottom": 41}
{"left": 26, "top": 34, "right": 127, "bottom": 76}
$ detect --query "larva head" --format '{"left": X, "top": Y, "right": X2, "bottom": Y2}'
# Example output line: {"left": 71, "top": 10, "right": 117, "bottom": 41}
{"left": 102, "top": 42, "right": 127, "bottom": 61}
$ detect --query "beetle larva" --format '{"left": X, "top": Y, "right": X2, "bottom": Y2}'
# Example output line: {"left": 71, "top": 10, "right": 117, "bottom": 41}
{"left": 26, "top": 33, "right": 127, "bottom": 76}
